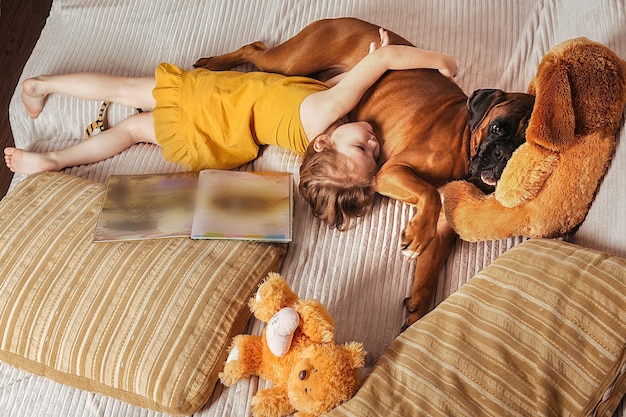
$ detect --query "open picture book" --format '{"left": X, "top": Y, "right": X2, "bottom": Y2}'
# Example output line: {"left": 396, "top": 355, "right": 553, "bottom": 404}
{"left": 93, "top": 170, "right": 293, "bottom": 242}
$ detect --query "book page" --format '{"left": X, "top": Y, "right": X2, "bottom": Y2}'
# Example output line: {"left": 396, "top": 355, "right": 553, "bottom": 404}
{"left": 93, "top": 172, "right": 198, "bottom": 242}
{"left": 190, "top": 170, "right": 292, "bottom": 242}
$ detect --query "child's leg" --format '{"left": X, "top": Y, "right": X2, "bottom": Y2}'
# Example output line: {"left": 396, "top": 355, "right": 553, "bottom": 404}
{"left": 5, "top": 112, "right": 157, "bottom": 175}
{"left": 22, "top": 73, "right": 156, "bottom": 118}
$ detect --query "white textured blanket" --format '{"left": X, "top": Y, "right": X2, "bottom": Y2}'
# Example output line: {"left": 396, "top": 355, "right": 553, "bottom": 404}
{"left": 5, "top": 1, "right": 625, "bottom": 416}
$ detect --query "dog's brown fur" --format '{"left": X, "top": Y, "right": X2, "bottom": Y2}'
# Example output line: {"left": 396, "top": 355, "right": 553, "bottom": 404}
{"left": 195, "top": 18, "right": 533, "bottom": 329}
{"left": 442, "top": 38, "right": 626, "bottom": 242}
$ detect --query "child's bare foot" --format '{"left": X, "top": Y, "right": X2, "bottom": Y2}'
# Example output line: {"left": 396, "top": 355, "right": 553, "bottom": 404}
{"left": 4, "top": 147, "right": 62, "bottom": 175}
{"left": 21, "top": 77, "right": 47, "bottom": 119}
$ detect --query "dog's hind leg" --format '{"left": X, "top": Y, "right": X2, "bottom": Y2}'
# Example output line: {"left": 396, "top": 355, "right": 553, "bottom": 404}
{"left": 193, "top": 41, "right": 269, "bottom": 70}
{"left": 194, "top": 18, "right": 410, "bottom": 77}
{"left": 194, "top": 36, "right": 347, "bottom": 77}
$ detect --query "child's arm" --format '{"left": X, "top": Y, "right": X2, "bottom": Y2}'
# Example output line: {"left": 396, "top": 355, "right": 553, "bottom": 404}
{"left": 301, "top": 33, "right": 457, "bottom": 137}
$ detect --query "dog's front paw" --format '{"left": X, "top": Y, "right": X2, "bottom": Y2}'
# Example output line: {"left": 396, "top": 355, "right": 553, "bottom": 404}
{"left": 400, "top": 214, "right": 437, "bottom": 259}
{"left": 401, "top": 294, "right": 432, "bottom": 331}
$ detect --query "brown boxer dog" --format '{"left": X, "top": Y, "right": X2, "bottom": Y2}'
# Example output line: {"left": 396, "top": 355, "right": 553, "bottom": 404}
{"left": 194, "top": 17, "right": 534, "bottom": 329}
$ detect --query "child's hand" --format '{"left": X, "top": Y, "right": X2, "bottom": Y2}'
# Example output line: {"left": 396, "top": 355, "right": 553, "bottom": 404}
{"left": 438, "top": 54, "right": 458, "bottom": 80}
{"left": 369, "top": 28, "right": 390, "bottom": 54}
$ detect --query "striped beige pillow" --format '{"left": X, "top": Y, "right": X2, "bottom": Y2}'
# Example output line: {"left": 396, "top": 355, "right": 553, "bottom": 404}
{"left": 0, "top": 172, "right": 285, "bottom": 415}
{"left": 328, "top": 238, "right": 626, "bottom": 417}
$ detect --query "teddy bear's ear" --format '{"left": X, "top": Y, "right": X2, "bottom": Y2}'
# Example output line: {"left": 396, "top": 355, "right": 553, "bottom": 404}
{"left": 342, "top": 342, "right": 366, "bottom": 369}
{"left": 296, "top": 299, "right": 336, "bottom": 344}
{"left": 526, "top": 53, "right": 575, "bottom": 152}
{"left": 249, "top": 273, "right": 299, "bottom": 322}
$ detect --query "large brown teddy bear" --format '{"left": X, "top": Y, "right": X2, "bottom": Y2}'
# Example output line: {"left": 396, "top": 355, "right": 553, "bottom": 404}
{"left": 441, "top": 37, "right": 626, "bottom": 241}
{"left": 219, "top": 273, "right": 366, "bottom": 417}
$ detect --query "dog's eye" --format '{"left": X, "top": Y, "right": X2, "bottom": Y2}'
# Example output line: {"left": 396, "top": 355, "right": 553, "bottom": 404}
{"left": 489, "top": 124, "right": 502, "bottom": 135}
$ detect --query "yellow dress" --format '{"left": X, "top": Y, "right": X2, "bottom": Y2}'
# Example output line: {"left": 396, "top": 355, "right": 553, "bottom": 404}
{"left": 152, "top": 63, "right": 328, "bottom": 170}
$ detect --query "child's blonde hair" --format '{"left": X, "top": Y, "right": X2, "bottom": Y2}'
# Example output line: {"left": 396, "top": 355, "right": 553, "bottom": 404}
{"left": 299, "top": 143, "right": 375, "bottom": 230}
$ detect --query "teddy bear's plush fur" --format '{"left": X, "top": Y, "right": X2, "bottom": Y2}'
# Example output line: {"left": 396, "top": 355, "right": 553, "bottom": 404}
{"left": 441, "top": 37, "right": 626, "bottom": 242}
{"left": 219, "top": 273, "right": 366, "bottom": 417}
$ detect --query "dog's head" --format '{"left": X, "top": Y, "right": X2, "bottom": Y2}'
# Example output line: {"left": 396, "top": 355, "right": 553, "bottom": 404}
{"left": 467, "top": 88, "right": 535, "bottom": 192}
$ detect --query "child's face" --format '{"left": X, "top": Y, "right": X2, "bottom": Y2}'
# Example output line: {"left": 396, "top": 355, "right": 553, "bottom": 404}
{"left": 330, "top": 121, "right": 380, "bottom": 178}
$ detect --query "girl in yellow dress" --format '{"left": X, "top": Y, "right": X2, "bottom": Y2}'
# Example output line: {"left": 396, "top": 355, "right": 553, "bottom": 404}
{"left": 6, "top": 29, "right": 456, "bottom": 229}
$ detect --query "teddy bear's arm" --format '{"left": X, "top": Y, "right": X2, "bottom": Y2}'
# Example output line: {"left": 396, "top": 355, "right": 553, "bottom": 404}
{"left": 294, "top": 412, "right": 319, "bottom": 417}
{"left": 494, "top": 144, "right": 559, "bottom": 207}
{"left": 251, "top": 385, "right": 295, "bottom": 417}
{"left": 219, "top": 334, "right": 264, "bottom": 386}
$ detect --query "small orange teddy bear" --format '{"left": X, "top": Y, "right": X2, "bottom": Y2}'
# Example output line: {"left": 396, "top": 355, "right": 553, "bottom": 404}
{"left": 219, "top": 272, "right": 366, "bottom": 417}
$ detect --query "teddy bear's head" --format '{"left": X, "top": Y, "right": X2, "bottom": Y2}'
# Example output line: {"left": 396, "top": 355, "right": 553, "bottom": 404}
{"left": 526, "top": 37, "right": 626, "bottom": 152}
{"left": 287, "top": 342, "right": 366, "bottom": 416}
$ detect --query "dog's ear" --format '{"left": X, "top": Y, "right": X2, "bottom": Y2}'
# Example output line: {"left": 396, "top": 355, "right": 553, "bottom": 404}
{"left": 525, "top": 53, "right": 575, "bottom": 152}
{"left": 467, "top": 89, "right": 504, "bottom": 156}
{"left": 467, "top": 89, "right": 504, "bottom": 131}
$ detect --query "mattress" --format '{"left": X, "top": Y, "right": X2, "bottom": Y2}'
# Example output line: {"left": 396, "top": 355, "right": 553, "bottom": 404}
{"left": 4, "top": 0, "right": 625, "bottom": 416}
